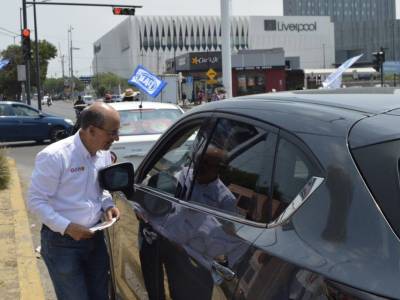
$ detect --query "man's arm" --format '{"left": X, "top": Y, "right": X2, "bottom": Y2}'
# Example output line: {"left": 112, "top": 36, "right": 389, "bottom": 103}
{"left": 27, "top": 151, "right": 71, "bottom": 234}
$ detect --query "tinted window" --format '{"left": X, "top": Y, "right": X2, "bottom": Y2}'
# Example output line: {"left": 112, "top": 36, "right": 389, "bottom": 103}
{"left": 178, "top": 118, "right": 276, "bottom": 223}
{"left": 352, "top": 139, "right": 400, "bottom": 238}
{"left": 140, "top": 122, "right": 206, "bottom": 195}
{"left": 12, "top": 105, "right": 39, "bottom": 117}
{"left": 119, "top": 109, "right": 182, "bottom": 135}
{"left": 0, "top": 104, "right": 12, "bottom": 116}
{"left": 272, "top": 137, "right": 321, "bottom": 219}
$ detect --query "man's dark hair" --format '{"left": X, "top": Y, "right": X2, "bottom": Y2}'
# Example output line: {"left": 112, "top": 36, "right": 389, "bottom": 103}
{"left": 79, "top": 108, "right": 106, "bottom": 130}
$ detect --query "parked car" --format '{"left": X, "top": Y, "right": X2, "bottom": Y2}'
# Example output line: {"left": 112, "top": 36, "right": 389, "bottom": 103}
{"left": 0, "top": 101, "right": 74, "bottom": 143}
{"left": 108, "top": 101, "right": 184, "bottom": 169}
{"left": 112, "top": 94, "right": 122, "bottom": 102}
{"left": 99, "top": 87, "right": 400, "bottom": 300}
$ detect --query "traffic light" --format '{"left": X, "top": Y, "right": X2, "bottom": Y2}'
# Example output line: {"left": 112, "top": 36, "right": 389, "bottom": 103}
{"left": 372, "top": 47, "right": 385, "bottom": 72}
{"left": 21, "top": 28, "right": 31, "bottom": 61}
{"left": 112, "top": 7, "right": 135, "bottom": 15}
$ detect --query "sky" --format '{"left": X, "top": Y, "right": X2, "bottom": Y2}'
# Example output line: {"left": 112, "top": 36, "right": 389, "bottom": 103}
{"left": 0, "top": 0, "right": 399, "bottom": 79}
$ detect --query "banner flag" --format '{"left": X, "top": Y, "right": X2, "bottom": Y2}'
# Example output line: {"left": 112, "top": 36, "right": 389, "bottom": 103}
{"left": 128, "top": 65, "right": 167, "bottom": 98}
{"left": 322, "top": 54, "right": 363, "bottom": 88}
{"left": 0, "top": 59, "right": 10, "bottom": 70}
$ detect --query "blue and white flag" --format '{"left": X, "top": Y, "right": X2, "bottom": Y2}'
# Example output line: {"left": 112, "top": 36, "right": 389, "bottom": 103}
{"left": 322, "top": 54, "right": 363, "bottom": 89}
{"left": 128, "top": 65, "right": 167, "bottom": 98}
{"left": 0, "top": 58, "right": 10, "bottom": 70}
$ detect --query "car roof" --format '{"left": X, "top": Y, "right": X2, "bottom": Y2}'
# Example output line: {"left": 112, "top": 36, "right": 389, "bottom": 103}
{"left": 248, "top": 87, "right": 400, "bottom": 114}
{"left": 187, "top": 88, "right": 400, "bottom": 139}
{"left": 0, "top": 101, "right": 28, "bottom": 105}
{"left": 108, "top": 101, "right": 181, "bottom": 111}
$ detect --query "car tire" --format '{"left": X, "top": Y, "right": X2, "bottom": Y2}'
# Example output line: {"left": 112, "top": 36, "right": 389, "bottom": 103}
{"left": 49, "top": 126, "right": 66, "bottom": 143}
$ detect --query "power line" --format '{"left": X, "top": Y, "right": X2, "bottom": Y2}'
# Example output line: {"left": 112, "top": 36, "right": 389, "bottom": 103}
{"left": 0, "top": 27, "right": 19, "bottom": 36}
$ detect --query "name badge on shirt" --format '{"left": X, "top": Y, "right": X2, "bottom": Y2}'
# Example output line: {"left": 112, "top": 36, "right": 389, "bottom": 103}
{"left": 70, "top": 166, "right": 85, "bottom": 173}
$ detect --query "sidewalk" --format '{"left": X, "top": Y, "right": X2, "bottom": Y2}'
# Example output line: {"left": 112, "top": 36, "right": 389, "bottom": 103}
{"left": 0, "top": 159, "right": 45, "bottom": 300}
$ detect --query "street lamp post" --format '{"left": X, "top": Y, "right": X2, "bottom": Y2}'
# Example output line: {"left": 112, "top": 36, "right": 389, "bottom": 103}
{"left": 33, "top": 0, "right": 42, "bottom": 110}
{"left": 173, "top": 19, "right": 176, "bottom": 74}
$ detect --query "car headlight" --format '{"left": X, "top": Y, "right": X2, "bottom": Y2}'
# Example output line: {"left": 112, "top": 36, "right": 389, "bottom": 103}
{"left": 64, "top": 118, "right": 74, "bottom": 125}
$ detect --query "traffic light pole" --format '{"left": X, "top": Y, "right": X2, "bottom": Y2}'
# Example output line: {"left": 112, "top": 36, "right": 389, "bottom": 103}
{"left": 33, "top": 0, "right": 42, "bottom": 110}
{"left": 22, "top": 0, "right": 31, "bottom": 105}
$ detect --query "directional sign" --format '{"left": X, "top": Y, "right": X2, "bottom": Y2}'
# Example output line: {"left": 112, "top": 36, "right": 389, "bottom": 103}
{"left": 206, "top": 68, "right": 217, "bottom": 80}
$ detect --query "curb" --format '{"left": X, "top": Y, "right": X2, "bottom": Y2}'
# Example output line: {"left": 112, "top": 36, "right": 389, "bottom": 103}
{"left": 8, "top": 159, "right": 45, "bottom": 300}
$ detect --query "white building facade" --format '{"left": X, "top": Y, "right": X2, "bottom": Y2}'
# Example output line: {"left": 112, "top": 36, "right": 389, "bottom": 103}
{"left": 93, "top": 15, "right": 335, "bottom": 78}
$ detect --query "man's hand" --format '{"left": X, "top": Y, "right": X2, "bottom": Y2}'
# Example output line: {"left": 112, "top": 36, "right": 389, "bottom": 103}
{"left": 64, "top": 223, "right": 94, "bottom": 241}
{"left": 105, "top": 206, "right": 120, "bottom": 221}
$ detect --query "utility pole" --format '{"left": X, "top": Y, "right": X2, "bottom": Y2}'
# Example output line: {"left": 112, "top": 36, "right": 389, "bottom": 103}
{"left": 221, "top": 0, "right": 232, "bottom": 98}
{"left": 173, "top": 19, "right": 176, "bottom": 73}
{"left": 33, "top": 0, "right": 42, "bottom": 110}
{"left": 21, "top": 0, "right": 31, "bottom": 105}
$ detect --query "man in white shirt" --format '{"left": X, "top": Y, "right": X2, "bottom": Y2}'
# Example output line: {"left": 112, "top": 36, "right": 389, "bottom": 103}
{"left": 28, "top": 102, "right": 121, "bottom": 300}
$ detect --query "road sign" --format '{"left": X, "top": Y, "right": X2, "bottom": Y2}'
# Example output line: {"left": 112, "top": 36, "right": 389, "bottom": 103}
{"left": 207, "top": 79, "right": 218, "bottom": 84}
{"left": 17, "top": 65, "right": 26, "bottom": 81}
{"left": 206, "top": 68, "right": 217, "bottom": 80}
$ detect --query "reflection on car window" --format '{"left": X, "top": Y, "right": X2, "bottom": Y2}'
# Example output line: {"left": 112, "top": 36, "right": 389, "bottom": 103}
{"left": 272, "top": 138, "right": 320, "bottom": 219}
{"left": 12, "top": 105, "right": 39, "bottom": 117}
{"left": 141, "top": 123, "right": 204, "bottom": 195}
{"left": 119, "top": 109, "right": 182, "bottom": 136}
{"left": 179, "top": 118, "right": 276, "bottom": 223}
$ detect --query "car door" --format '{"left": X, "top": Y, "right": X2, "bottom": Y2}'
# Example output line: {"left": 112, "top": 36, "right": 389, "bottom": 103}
{"left": 109, "top": 114, "right": 212, "bottom": 299}
{"left": 136, "top": 113, "right": 278, "bottom": 300}
{"left": 232, "top": 132, "right": 326, "bottom": 299}
{"left": 0, "top": 103, "right": 21, "bottom": 141}
{"left": 11, "top": 104, "right": 47, "bottom": 140}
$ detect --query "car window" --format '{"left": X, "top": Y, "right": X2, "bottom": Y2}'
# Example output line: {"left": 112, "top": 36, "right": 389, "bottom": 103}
{"left": 272, "top": 137, "right": 321, "bottom": 219}
{"left": 177, "top": 118, "right": 276, "bottom": 223}
{"left": 140, "top": 122, "right": 207, "bottom": 195}
{"left": 0, "top": 104, "right": 14, "bottom": 116}
{"left": 12, "top": 105, "right": 39, "bottom": 117}
{"left": 119, "top": 109, "right": 182, "bottom": 135}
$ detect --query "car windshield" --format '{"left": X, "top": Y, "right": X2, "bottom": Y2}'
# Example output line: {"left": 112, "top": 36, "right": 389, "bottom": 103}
{"left": 119, "top": 108, "right": 182, "bottom": 136}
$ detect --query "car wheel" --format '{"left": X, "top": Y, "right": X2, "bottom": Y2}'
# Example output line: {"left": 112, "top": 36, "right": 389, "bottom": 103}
{"left": 50, "top": 126, "right": 66, "bottom": 143}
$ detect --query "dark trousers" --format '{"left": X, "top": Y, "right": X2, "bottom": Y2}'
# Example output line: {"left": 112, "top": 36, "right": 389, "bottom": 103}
{"left": 40, "top": 225, "right": 110, "bottom": 300}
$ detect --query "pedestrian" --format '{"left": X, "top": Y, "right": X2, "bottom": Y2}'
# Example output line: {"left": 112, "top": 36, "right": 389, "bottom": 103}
{"left": 122, "top": 88, "right": 137, "bottom": 101}
{"left": 27, "top": 102, "right": 121, "bottom": 300}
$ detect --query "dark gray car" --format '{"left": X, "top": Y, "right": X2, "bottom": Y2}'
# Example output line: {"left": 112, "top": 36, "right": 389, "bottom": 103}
{"left": 100, "top": 88, "right": 400, "bottom": 300}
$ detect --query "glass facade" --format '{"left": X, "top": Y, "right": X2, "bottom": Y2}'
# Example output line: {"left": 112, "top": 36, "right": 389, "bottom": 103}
{"left": 283, "top": 0, "right": 399, "bottom": 63}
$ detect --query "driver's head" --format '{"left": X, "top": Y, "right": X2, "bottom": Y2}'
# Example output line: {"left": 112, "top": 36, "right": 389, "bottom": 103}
{"left": 196, "top": 145, "right": 227, "bottom": 184}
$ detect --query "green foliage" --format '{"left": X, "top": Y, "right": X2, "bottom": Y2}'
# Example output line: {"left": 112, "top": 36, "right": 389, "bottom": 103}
{"left": 91, "top": 72, "right": 130, "bottom": 97}
{"left": 0, "top": 149, "right": 10, "bottom": 190}
{"left": 0, "top": 40, "right": 57, "bottom": 98}
{"left": 43, "top": 77, "right": 65, "bottom": 95}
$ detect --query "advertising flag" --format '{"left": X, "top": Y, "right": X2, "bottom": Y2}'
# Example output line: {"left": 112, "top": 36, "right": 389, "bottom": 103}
{"left": 128, "top": 65, "right": 167, "bottom": 98}
{"left": 322, "top": 54, "right": 363, "bottom": 89}
{"left": 0, "top": 59, "right": 10, "bottom": 70}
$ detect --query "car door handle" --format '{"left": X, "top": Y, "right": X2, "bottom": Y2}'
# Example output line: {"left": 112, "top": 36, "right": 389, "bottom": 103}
{"left": 211, "top": 260, "right": 236, "bottom": 281}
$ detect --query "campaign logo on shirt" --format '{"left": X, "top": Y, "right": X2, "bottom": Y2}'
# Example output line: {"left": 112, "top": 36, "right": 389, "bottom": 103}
{"left": 70, "top": 166, "right": 85, "bottom": 173}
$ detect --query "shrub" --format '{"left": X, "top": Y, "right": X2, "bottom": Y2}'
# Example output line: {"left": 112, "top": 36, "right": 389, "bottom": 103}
{"left": 0, "top": 148, "right": 10, "bottom": 190}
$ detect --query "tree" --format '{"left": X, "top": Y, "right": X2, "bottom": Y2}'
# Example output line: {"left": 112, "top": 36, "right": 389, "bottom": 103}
{"left": 91, "top": 72, "right": 130, "bottom": 97}
{"left": 0, "top": 40, "right": 57, "bottom": 98}
{"left": 43, "top": 77, "right": 65, "bottom": 96}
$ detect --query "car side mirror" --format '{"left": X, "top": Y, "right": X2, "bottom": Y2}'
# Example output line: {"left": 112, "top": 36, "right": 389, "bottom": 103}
{"left": 98, "top": 162, "right": 135, "bottom": 199}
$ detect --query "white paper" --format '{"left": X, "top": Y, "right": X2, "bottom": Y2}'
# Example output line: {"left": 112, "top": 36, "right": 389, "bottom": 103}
{"left": 89, "top": 218, "right": 117, "bottom": 232}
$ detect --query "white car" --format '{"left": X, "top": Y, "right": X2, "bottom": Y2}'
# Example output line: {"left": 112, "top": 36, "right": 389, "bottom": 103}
{"left": 109, "top": 101, "right": 184, "bottom": 169}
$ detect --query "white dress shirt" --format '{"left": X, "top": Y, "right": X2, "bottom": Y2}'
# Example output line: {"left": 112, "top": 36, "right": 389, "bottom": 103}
{"left": 28, "top": 132, "right": 115, "bottom": 234}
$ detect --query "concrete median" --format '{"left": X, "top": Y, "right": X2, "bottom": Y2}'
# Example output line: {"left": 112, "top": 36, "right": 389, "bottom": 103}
{"left": 0, "top": 159, "right": 45, "bottom": 300}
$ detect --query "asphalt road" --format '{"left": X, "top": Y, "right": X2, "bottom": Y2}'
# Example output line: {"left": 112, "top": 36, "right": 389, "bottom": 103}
{"left": 1, "top": 100, "right": 76, "bottom": 300}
